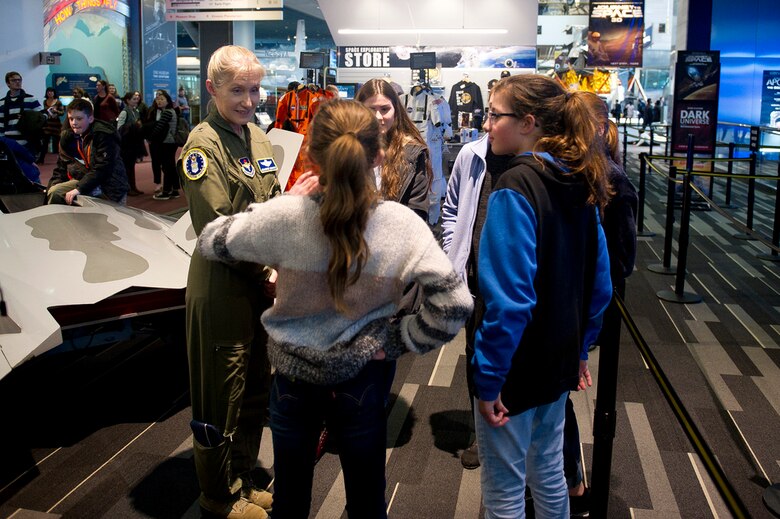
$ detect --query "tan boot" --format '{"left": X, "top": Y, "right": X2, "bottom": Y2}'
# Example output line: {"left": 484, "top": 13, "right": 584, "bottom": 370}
{"left": 200, "top": 495, "right": 268, "bottom": 519}
{"left": 242, "top": 487, "right": 273, "bottom": 512}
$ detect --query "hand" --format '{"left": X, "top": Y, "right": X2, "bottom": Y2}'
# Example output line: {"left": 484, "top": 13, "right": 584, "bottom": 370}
{"left": 478, "top": 395, "right": 510, "bottom": 428}
{"left": 577, "top": 360, "right": 592, "bottom": 391}
{"left": 64, "top": 188, "right": 80, "bottom": 205}
{"left": 371, "top": 349, "right": 386, "bottom": 360}
{"left": 286, "top": 170, "right": 321, "bottom": 196}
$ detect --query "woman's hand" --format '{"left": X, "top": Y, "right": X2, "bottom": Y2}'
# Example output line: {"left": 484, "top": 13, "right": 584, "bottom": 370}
{"left": 64, "top": 188, "right": 80, "bottom": 205}
{"left": 287, "top": 170, "right": 321, "bottom": 196}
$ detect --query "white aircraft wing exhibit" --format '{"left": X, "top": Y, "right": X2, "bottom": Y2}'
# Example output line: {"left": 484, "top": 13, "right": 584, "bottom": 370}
{"left": 0, "top": 128, "right": 304, "bottom": 381}
{"left": 0, "top": 198, "right": 191, "bottom": 380}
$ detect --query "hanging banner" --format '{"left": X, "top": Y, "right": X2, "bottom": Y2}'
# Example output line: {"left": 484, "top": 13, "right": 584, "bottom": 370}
{"left": 337, "top": 46, "right": 536, "bottom": 70}
{"left": 587, "top": 1, "right": 644, "bottom": 67}
{"left": 671, "top": 50, "right": 721, "bottom": 154}
{"left": 761, "top": 70, "right": 780, "bottom": 129}
{"left": 142, "top": 0, "right": 177, "bottom": 106}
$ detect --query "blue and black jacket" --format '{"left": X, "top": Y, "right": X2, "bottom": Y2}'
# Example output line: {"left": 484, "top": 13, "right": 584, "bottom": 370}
{"left": 473, "top": 152, "right": 612, "bottom": 415}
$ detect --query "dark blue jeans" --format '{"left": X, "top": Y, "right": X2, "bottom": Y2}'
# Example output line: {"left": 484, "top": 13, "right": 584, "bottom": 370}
{"left": 269, "top": 361, "right": 388, "bottom": 519}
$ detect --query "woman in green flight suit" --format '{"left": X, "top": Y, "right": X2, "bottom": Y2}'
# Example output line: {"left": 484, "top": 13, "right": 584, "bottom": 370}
{"left": 179, "top": 45, "right": 318, "bottom": 519}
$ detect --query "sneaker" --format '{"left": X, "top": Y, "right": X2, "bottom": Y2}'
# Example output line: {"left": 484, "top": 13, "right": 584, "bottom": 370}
{"left": 200, "top": 496, "right": 268, "bottom": 519}
{"left": 569, "top": 486, "right": 590, "bottom": 517}
{"left": 460, "top": 441, "right": 480, "bottom": 469}
{"left": 153, "top": 192, "right": 172, "bottom": 200}
{"left": 154, "top": 185, "right": 163, "bottom": 194}
{"left": 169, "top": 190, "right": 180, "bottom": 199}
{"left": 242, "top": 487, "right": 273, "bottom": 512}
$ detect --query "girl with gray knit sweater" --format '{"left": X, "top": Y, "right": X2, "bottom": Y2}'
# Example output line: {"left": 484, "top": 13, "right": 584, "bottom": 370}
{"left": 197, "top": 99, "right": 473, "bottom": 519}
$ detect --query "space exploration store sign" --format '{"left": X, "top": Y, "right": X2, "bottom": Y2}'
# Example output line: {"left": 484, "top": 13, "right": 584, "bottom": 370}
{"left": 337, "top": 46, "right": 536, "bottom": 70}
{"left": 671, "top": 51, "right": 721, "bottom": 155}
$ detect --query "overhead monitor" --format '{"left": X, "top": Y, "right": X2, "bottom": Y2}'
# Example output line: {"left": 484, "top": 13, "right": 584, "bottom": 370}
{"left": 299, "top": 52, "right": 326, "bottom": 69}
{"left": 409, "top": 52, "right": 436, "bottom": 69}
{"left": 332, "top": 83, "right": 358, "bottom": 100}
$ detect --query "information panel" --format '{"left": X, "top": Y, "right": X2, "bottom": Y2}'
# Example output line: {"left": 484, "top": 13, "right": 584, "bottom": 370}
{"left": 670, "top": 50, "right": 721, "bottom": 154}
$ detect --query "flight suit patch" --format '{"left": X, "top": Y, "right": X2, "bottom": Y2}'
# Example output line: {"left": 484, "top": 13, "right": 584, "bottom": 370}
{"left": 183, "top": 148, "right": 208, "bottom": 180}
{"left": 256, "top": 157, "right": 278, "bottom": 174}
{"left": 238, "top": 157, "right": 255, "bottom": 178}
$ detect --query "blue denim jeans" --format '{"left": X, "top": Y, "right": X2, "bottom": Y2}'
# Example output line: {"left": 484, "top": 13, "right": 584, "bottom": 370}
{"left": 269, "top": 361, "right": 388, "bottom": 519}
{"left": 475, "top": 391, "right": 569, "bottom": 519}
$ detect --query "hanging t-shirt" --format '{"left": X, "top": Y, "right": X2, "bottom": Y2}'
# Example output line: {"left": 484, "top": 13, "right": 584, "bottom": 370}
{"left": 448, "top": 81, "right": 484, "bottom": 129}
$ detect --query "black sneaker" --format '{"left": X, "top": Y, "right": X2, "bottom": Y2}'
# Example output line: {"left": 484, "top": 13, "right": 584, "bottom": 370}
{"left": 460, "top": 441, "right": 480, "bottom": 469}
{"left": 170, "top": 190, "right": 180, "bottom": 199}
{"left": 153, "top": 192, "right": 172, "bottom": 200}
{"left": 570, "top": 487, "right": 590, "bottom": 517}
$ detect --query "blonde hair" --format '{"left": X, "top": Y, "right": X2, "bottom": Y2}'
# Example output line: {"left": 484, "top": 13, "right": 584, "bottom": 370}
{"left": 307, "top": 100, "right": 382, "bottom": 312}
{"left": 491, "top": 75, "right": 612, "bottom": 208}
{"left": 355, "top": 78, "right": 432, "bottom": 201}
{"left": 207, "top": 45, "right": 265, "bottom": 88}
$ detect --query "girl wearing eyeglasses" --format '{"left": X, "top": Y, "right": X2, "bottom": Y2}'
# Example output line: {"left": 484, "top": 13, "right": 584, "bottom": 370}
{"left": 471, "top": 74, "right": 614, "bottom": 518}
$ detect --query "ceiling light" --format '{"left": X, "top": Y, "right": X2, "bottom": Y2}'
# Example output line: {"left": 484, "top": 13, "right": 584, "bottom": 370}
{"left": 338, "top": 28, "right": 508, "bottom": 35}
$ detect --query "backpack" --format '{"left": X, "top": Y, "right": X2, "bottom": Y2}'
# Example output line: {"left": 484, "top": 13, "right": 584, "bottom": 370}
{"left": 174, "top": 115, "right": 190, "bottom": 147}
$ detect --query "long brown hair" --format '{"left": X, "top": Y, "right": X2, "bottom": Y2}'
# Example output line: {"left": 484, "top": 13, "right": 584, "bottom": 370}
{"left": 307, "top": 100, "right": 382, "bottom": 312}
{"left": 491, "top": 75, "right": 612, "bottom": 208}
{"left": 355, "top": 78, "right": 431, "bottom": 200}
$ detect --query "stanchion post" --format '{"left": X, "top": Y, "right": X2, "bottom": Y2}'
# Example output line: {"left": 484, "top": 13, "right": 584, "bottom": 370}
{"left": 725, "top": 142, "right": 735, "bottom": 207}
{"left": 636, "top": 153, "right": 655, "bottom": 237}
{"left": 658, "top": 135, "right": 702, "bottom": 303}
{"left": 648, "top": 164, "right": 677, "bottom": 274}
{"left": 622, "top": 120, "right": 628, "bottom": 172}
{"left": 757, "top": 159, "right": 780, "bottom": 262}
{"left": 734, "top": 151, "right": 757, "bottom": 240}
{"left": 664, "top": 124, "right": 670, "bottom": 159}
{"left": 649, "top": 123, "right": 655, "bottom": 158}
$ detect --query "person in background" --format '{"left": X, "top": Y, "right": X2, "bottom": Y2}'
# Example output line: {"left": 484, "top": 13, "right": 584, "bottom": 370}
{"left": 0, "top": 71, "right": 47, "bottom": 156}
{"left": 472, "top": 74, "right": 612, "bottom": 518}
{"left": 46, "top": 98, "right": 128, "bottom": 205}
{"left": 92, "top": 80, "right": 120, "bottom": 123}
{"left": 177, "top": 86, "right": 191, "bottom": 126}
{"left": 0, "top": 134, "right": 41, "bottom": 184}
{"left": 39, "top": 86, "right": 64, "bottom": 163}
{"left": 355, "top": 78, "right": 434, "bottom": 408}
{"left": 356, "top": 78, "right": 432, "bottom": 221}
{"left": 108, "top": 84, "right": 123, "bottom": 110}
{"left": 179, "top": 45, "right": 312, "bottom": 519}
{"left": 196, "top": 98, "right": 473, "bottom": 519}
{"left": 441, "top": 132, "right": 514, "bottom": 471}
{"left": 117, "top": 91, "right": 145, "bottom": 196}
{"left": 72, "top": 87, "right": 89, "bottom": 102}
{"left": 145, "top": 89, "right": 179, "bottom": 200}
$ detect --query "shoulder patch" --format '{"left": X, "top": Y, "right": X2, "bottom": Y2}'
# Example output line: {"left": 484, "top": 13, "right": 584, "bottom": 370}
{"left": 183, "top": 148, "right": 208, "bottom": 180}
{"left": 238, "top": 157, "right": 255, "bottom": 178}
{"left": 256, "top": 157, "right": 278, "bottom": 174}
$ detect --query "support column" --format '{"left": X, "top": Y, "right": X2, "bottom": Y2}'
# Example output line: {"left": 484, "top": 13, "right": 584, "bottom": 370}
{"left": 198, "top": 21, "right": 232, "bottom": 118}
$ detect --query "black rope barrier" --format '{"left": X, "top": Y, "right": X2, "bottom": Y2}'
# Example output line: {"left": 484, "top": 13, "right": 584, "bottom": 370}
{"left": 612, "top": 292, "right": 752, "bottom": 519}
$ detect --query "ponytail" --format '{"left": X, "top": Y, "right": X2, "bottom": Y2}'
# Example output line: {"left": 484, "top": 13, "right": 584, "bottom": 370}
{"left": 308, "top": 101, "right": 381, "bottom": 312}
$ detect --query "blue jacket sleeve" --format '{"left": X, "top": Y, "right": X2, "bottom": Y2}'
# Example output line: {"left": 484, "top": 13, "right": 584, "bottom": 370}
{"left": 581, "top": 210, "right": 613, "bottom": 359}
{"left": 473, "top": 189, "right": 537, "bottom": 402}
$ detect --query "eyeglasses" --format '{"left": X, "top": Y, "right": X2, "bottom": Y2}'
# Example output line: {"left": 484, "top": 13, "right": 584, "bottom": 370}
{"left": 486, "top": 111, "right": 517, "bottom": 122}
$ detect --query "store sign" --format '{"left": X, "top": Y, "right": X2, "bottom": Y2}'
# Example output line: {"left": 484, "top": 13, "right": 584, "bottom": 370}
{"left": 337, "top": 46, "right": 536, "bottom": 69}
{"left": 587, "top": 1, "right": 644, "bottom": 67}
{"left": 671, "top": 50, "right": 720, "bottom": 154}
